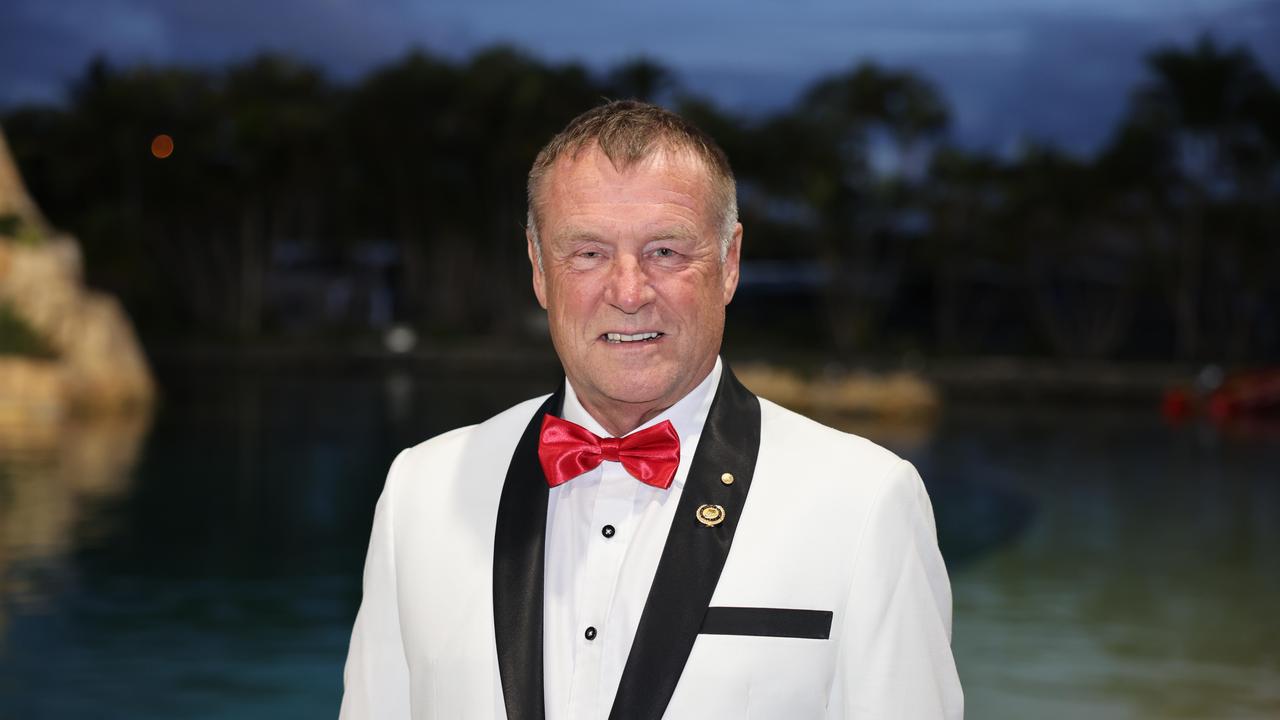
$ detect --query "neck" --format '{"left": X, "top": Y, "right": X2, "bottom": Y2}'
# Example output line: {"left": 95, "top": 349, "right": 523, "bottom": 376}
{"left": 569, "top": 357, "right": 718, "bottom": 437}
{"left": 577, "top": 398, "right": 670, "bottom": 438}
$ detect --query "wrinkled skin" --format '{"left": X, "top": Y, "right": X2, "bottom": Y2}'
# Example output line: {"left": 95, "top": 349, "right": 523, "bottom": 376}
{"left": 528, "top": 145, "right": 741, "bottom": 436}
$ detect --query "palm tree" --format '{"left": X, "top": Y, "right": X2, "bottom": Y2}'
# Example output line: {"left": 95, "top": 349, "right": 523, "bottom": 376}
{"left": 1109, "top": 36, "right": 1280, "bottom": 359}
{"left": 607, "top": 58, "right": 677, "bottom": 103}
{"left": 344, "top": 50, "right": 463, "bottom": 332}
{"left": 795, "top": 63, "right": 949, "bottom": 357}
{"left": 223, "top": 54, "right": 337, "bottom": 336}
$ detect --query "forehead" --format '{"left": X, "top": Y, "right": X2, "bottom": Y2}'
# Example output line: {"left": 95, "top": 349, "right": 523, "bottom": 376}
{"left": 538, "top": 145, "right": 718, "bottom": 232}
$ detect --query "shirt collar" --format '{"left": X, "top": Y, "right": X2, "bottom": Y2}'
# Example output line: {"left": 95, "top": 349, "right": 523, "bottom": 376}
{"left": 562, "top": 356, "right": 722, "bottom": 472}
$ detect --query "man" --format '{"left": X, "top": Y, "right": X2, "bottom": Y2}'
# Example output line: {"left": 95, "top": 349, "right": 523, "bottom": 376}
{"left": 341, "top": 101, "right": 962, "bottom": 719}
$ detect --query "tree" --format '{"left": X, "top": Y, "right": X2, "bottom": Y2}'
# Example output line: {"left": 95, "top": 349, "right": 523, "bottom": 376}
{"left": 343, "top": 50, "right": 463, "bottom": 331}
{"left": 223, "top": 55, "right": 338, "bottom": 336}
{"left": 1106, "top": 36, "right": 1280, "bottom": 359}
{"left": 793, "top": 63, "right": 949, "bottom": 357}
{"left": 606, "top": 58, "right": 677, "bottom": 103}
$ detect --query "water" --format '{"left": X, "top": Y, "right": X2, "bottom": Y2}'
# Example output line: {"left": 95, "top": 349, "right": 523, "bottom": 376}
{"left": 1, "top": 365, "right": 1277, "bottom": 718}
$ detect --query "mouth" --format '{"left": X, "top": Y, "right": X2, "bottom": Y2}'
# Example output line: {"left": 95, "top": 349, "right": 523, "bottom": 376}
{"left": 601, "top": 331, "right": 665, "bottom": 344}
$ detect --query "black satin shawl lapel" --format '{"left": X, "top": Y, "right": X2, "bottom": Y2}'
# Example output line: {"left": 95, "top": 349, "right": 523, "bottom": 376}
{"left": 493, "top": 388, "right": 562, "bottom": 720}
{"left": 607, "top": 366, "right": 762, "bottom": 720}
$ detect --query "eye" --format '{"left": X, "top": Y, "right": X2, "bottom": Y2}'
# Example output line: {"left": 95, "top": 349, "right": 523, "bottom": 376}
{"left": 654, "top": 247, "right": 676, "bottom": 258}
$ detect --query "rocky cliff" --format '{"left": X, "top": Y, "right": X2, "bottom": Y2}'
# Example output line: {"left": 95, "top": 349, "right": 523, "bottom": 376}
{"left": 0, "top": 125, "right": 155, "bottom": 425}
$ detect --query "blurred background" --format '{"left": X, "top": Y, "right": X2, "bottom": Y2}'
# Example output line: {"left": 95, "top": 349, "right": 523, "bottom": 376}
{"left": 1, "top": 1, "right": 1278, "bottom": 718}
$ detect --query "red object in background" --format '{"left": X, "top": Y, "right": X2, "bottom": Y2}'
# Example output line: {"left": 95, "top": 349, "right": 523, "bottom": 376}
{"left": 1207, "top": 392, "right": 1234, "bottom": 422}
{"left": 1161, "top": 388, "right": 1192, "bottom": 422}
{"left": 1162, "top": 369, "right": 1280, "bottom": 427}
{"left": 1198, "top": 366, "right": 1280, "bottom": 422}
{"left": 151, "top": 134, "right": 174, "bottom": 159}
{"left": 1212, "top": 370, "right": 1280, "bottom": 418}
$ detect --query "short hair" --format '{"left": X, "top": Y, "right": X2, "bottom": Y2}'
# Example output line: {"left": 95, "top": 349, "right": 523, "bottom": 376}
{"left": 526, "top": 100, "right": 738, "bottom": 266}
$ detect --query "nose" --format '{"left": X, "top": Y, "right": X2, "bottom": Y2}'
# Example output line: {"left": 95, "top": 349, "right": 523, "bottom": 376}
{"left": 605, "top": 255, "right": 655, "bottom": 314}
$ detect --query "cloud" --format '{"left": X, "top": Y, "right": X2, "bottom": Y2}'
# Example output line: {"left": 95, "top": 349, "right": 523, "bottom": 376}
{"left": 2, "top": 0, "right": 1277, "bottom": 153}
{"left": 921, "top": 1, "right": 1280, "bottom": 152}
{"left": 0, "top": 0, "right": 472, "bottom": 106}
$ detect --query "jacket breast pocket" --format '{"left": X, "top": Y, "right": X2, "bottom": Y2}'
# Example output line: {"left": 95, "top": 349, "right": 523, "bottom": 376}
{"left": 700, "top": 606, "right": 833, "bottom": 640}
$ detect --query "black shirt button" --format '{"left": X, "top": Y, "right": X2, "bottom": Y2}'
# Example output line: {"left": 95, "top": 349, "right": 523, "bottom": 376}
{"left": 584, "top": 626, "right": 597, "bottom": 641}
{"left": 601, "top": 524, "right": 616, "bottom": 538}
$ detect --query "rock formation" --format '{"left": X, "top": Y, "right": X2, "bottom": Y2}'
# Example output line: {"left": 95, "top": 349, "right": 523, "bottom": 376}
{"left": 0, "top": 125, "right": 155, "bottom": 425}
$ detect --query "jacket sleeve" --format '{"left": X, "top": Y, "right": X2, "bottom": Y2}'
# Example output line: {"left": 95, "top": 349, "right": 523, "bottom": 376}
{"left": 340, "top": 450, "right": 413, "bottom": 720}
{"left": 827, "top": 460, "right": 964, "bottom": 719}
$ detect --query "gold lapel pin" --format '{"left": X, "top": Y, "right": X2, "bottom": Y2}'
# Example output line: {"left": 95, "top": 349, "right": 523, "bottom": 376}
{"left": 696, "top": 504, "right": 726, "bottom": 527}
{"left": 720, "top": 472, "right": 734, "bottom": 486}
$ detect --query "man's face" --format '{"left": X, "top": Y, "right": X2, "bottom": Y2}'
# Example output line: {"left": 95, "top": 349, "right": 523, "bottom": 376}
{"left": 528, "top": 144, "right": 741, "bottom": 430}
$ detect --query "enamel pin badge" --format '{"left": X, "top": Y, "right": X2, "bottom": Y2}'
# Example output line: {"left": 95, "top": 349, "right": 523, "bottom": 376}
{"left": 696, "top": 504, "right": 726, "bottom": 527}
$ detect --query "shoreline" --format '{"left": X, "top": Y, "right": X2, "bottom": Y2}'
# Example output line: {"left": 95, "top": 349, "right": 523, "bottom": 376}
{"left": 141, "top": 340, "right": 1198, "bottom": 404}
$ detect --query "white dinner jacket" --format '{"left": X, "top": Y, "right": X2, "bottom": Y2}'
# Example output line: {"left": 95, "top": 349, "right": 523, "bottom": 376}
{"left": 341, "top": 367, "right": 963, "bottom": 719}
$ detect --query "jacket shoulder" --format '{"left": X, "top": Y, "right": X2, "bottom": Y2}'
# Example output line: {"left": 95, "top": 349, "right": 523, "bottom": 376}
{"left": 751, "top": 397, "right": 934, "bottom": 555}
{"left": 756, "top": 396, "right": 906, "bottom": 478}
{"left": 385, "top": 394, "right": 551, "bottom": 491}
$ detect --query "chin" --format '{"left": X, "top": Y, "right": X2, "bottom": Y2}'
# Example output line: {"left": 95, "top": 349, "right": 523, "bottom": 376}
{"left": 597, "top": 374, "right": 679, "bottom": 406}
{"left": 604, "top": 383, "right": 671, "bottom": 406}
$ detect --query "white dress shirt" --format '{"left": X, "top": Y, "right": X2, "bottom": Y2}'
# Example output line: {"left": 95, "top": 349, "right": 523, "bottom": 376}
{"left": 542, "top": 358, "right": 722, "bottom": 720}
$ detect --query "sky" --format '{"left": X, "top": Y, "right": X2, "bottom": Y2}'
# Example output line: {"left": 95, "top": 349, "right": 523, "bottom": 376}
{"left": 2, "top": 0, "right": 1278, "bottom": 154}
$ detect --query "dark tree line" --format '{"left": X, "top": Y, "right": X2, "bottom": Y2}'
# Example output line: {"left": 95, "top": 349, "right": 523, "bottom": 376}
{"left": 4, "top": 37, "right": 1278, "bottom": 361}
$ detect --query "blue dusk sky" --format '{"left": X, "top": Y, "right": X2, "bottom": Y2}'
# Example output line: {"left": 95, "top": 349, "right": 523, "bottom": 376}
{"left": 2, "top": 0, "right": 1278, "bottom": 153}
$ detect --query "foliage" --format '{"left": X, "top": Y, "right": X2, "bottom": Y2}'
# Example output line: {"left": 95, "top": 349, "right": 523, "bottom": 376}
{"left": 0, "top": 302, "right": 58, "bottom": 359}
{"left": 1, "top": 36, "right": 1277, "bottom": 361}
{"left": 0, "top": 213, "right": 43, "bottom": 245}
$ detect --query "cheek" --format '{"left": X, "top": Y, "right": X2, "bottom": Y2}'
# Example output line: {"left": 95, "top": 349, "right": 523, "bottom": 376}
{"left": 687, "top": 276, "right": 727, "bottom": 315}
{"left": 696, "top": 287, "right": 728, "bottom": 334}
{"left": 548, "top": 283, "right": 597, "bottom": 336}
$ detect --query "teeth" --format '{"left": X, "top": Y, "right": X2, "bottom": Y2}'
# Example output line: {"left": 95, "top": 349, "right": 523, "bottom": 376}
{"left": 606, "top": 332, "right": 661, "bottom": 343}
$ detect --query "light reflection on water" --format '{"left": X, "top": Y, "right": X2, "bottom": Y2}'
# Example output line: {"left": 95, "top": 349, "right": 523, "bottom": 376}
{"left": 936, "top": 406, "right": 1280, "bottom": 719}
{"left": 1, "top": 367, "right": 1277, "bottom": 718}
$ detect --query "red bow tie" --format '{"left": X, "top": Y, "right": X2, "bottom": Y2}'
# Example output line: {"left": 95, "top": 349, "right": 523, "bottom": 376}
{"left": 538, "top": 415, "right": 681, "bottom": 489}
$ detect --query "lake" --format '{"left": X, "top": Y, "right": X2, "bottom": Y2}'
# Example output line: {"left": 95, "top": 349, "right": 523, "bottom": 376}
{"left": 2, "top": 363, "right": 1277, "bottom": 718}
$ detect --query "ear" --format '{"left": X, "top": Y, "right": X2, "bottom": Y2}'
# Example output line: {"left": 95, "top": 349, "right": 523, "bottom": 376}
{"left": 721, "top": 222, "right": 743, "bottom": 305}
{"left": 528, "top": 229, "right": 548, "bottom": 310}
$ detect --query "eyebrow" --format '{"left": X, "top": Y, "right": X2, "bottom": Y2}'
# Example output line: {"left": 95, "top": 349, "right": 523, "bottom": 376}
{"left": 550, "top": 228, "right": 605, "bottom": 246}
{"left": 647, "top": 226, "right": 699, "bottom": 243}
{"left": 550, "top": 225, "right": 701, "bottom": 246}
